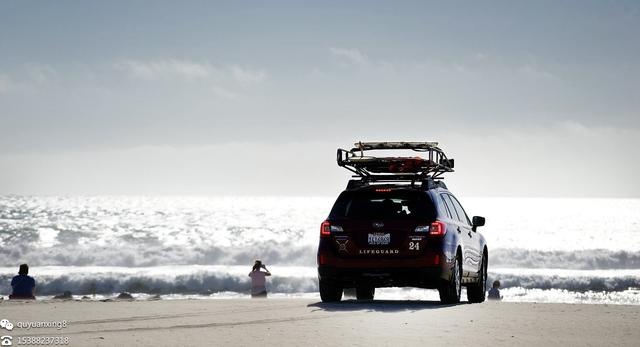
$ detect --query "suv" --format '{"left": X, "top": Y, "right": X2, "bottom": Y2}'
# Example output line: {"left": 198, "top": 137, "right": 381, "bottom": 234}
{"left": 317, "top": 142, "right": 487, "bottom": 303}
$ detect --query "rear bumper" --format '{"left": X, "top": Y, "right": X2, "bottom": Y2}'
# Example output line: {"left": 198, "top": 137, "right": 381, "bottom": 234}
{"left": 317, "top": 251, "right": 450, "bottom": 289}
{"left": 318, "top": 266, "right": 447, "bottom": 289}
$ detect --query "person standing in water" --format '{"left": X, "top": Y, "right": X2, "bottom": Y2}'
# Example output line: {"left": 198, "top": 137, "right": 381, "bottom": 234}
{"left": 248, "top": 260, "right": 271, "bottom": 298}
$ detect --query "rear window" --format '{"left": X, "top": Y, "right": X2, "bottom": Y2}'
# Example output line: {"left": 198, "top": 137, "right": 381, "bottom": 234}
{"left": 329, "top": 190, "right": 436, "bottom": 220}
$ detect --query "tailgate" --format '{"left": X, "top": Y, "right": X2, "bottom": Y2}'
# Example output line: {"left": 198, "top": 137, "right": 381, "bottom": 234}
{"left": 330, "top": 219, "right": 430, "bottom": 258}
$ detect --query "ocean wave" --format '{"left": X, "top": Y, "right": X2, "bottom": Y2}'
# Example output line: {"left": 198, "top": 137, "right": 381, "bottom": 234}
{"left": 1, "top": 265, "right": 639, "bottom": 296}
{"left": 486, "top": 273, "right": 640, "bottom": 292}
{"left": 0, "top": 241, "right": 318, "bottom": 267}
{"left": 490, "top": 248, "right": 640, "bottom": 270}
{"left": 0, "top": 267, "right": 317, "bottom": 296}
{"left": 3, "top": 243, "right": 639, "bottom": 271}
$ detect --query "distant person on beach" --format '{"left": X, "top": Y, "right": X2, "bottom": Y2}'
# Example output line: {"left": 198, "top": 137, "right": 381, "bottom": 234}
{"left": 9, "top": 264, "right": 36, "bottom": 300}
{"left": 488, "top": 280, "right": 502, "bottom": 300}
{"left": 248, "top": 260, "right": 271, "bottom": 298}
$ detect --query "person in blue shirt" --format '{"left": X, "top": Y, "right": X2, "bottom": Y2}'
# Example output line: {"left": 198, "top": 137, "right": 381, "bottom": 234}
{"left": 10, "top": 264, "right": 36, "bottom": 300}
{"left": 487, "top": 280, "right": 502, "bottom": 300}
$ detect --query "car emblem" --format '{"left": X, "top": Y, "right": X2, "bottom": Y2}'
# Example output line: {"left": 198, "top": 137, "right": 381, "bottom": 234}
{"left": 372, "top": 222, "right": 384, "bottom": 228}
{"left": 336, "top": 239, "right": 349, "bottom": 252}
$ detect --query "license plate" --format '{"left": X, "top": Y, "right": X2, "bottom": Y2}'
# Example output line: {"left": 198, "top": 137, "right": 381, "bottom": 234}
{"left": 368, "top": 233, "right": 391, "bottom": 245}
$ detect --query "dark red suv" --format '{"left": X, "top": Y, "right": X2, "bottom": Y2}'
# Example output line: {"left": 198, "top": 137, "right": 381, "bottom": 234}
{"left": 317, "top": 142, "right": 487, "bottom": 303}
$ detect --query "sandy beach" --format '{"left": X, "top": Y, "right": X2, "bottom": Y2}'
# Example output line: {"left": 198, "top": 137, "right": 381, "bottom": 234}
{"left": 1, "top": 298, "right": 638, "bottom": 346}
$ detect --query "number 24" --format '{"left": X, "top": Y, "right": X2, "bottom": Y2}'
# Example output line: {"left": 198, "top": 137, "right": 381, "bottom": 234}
{"left": 409, "top": 242, "right": 420, "bottom": 250}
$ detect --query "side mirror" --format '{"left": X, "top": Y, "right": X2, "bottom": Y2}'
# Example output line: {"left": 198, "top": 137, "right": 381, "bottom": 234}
{"left": 472, "top": 216, "right": 485, "bottom": 228}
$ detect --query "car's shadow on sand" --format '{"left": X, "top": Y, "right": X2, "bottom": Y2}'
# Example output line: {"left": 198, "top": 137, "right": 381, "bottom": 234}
{"left": 307, "top": 299, "right": 464, "bottom": 313}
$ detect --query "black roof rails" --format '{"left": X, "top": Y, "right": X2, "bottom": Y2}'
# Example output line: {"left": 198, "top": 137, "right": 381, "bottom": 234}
{"left": 337, "top": 141, "right": 454, "bottom": 186}
{"left": 346, "top": 179, "right": 448, "bottom": 190}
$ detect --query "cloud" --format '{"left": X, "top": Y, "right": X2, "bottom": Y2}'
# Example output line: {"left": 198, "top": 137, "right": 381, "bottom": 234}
{"left": 25, "top": 64, "right": 57, "bottom": 85}
{"left": 0, "top": 73, "right": 15, "bottom": 94}
{"left": 2, "top": 125, "right": 639, "bottom": 197}
{"left": 115, "top": 59, "right": 214, "bottom": 80}
{"left": 112, "top": 59, "right": 266, "bottom": 100}
{"left": 329, "top": 47, "right": 370, "bottom": 66}
{"left": 556, "top": 119, "right": 637, "bottom": 137}
{"left": 229, "top": 65, "right": 266, "bottom": 84}
{"left": 558, "top": 120, "right": 596, "bottom": 136}
{"left": 0, "top": 65, "right": 57, "bottom": 94}
{"left": 516, "top": 62, "right": 559, "bottom": 81}
{"left": 115, "top": 59, "right": 267, "bottom": 85}
{"left": 441, "top": 122, "right": 640, "bottom": 198}
{"left": 211, "top": 86, "right": 239, "bottom": 100}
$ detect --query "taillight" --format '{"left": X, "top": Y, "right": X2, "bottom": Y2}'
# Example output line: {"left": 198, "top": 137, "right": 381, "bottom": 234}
{"left": 320, "top": 221, "right": 343, "bottom": 237}
{"left": 320, "top": 221, "right": 331, "bottom": 237}
{"left": 429, "top": 221, "right": 446, "bottom": 236}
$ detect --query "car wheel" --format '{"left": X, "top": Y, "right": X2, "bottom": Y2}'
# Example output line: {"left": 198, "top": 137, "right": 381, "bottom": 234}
{"left": 467, "top": 253, "right": 487, "bottom": 303}
{"left": 438, "top": 254, "right": 461, "bottom": 304}
{"left": 355, "top": 286, "right": 375, "bottom": 300}
{"left": 319, "top": 278, "right": 343, "bottom": 302}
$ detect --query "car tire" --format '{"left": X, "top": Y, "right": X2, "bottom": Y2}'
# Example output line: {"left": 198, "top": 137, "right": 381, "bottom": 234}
{"left": 467, "top": 253, "right": 487, "bottom": 303}
{"left": 319, "top": 278, "right": 343, "bottom": 302}
{"left": 438, "top": 254, "right": 461, "bottom": 304}
{"left": 355, "top": 286, "right": 375, "bottom": 300}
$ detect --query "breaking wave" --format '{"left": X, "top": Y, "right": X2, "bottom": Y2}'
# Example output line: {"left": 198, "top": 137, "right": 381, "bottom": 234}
{"left": 1, "top": 266, "right": 638, "bottom": 297}
{"left": 486, "top": 273, "right": 640, "bottom": 292}
{"left": 0, "top": 241, "right": 318, "bottom": 267}
{"left": 490, "top": 248, "right": 640, "bottom": 270}
{"left": 2, "top": 244, "right": 639, "bottom": 271}
{"left": 0, "top": 266, "right": 317, "bottom": 296}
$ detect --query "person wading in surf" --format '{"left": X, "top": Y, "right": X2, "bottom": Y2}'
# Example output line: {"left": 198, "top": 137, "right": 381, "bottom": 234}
{"left": 248, "top": 260, "right": 271, "bottom": 298}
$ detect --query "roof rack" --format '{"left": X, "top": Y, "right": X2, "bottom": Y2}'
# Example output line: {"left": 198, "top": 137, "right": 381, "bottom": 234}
{"left": 337, "top": 141, "right": 454, "bottom": 184}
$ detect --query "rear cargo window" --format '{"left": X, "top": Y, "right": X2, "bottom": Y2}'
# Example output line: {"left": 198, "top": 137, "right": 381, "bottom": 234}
{"left": 329, "top": 190, "right": 435, "bottom": 220}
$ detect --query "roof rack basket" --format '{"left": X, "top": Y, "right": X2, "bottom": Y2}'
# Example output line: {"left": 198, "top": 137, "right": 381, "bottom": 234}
{"left": 337, "top": 141, "right": 454, "bottom": 184}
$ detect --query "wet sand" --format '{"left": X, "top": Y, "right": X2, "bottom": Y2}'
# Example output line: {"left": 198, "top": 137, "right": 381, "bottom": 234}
{"left": 1, "top": 298, "right": 638, "bottom": 346}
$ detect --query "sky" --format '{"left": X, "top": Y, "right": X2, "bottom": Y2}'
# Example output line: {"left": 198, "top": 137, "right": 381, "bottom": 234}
{"left": 1, "top": 0, "right": 639, "bottom": 197}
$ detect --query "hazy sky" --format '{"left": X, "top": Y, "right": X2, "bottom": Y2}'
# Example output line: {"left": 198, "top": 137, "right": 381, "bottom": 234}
{"left": 1, "top": 1, "right": 639, "bottom": 197}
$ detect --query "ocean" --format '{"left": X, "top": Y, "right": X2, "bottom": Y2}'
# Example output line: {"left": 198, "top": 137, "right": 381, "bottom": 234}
{"left": 1, "top": 196, "right": 639, "bottom": 304}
